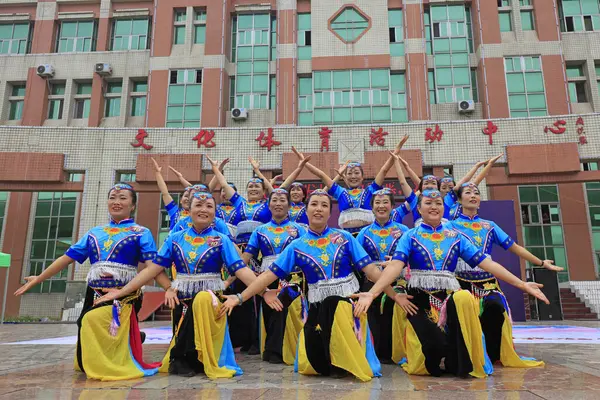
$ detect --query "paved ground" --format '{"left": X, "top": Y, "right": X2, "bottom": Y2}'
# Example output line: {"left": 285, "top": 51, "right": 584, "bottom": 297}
{"left": 0, "top": 321, "right": 599, "bottom": 399}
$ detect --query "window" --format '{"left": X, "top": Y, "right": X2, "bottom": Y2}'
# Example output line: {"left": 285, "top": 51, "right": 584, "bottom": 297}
{"left": 229, "top": 77, "right": 236, "bottom": 109}
{"left": 298, "top": 76, "right": 313, "bottom": 126}
{"left": 159, "top": 193, "right": 182, "bottom": 247}
{"left": 586, "top": 182, "right": 600, "bottom": 276}
{"left": 505, "top": 56, "right": 547, "bottom": 117}
{"left": 57, "top": 20, "right": 96, "bottom": 53}
{"left": 521, "top": 10, "right": 535, "bottom": 31}
{"left": 520, "top": 0, "right": 531, "bottom": 5}
{"left": 389, "top": 9, "right": 404, "bottom": 56}
{"left": 28, "top": 192, "right": 79, "bottom": 294}
{"left": 471, "top": 69, "right": 479, "bottom": 102}
{"left": 567, "top": 65, "right": 588, "bottom": 103}
{"left": 8, "top": 83, "right": 25, "bottom": 120}
{"left": 298, "top": 13, "right": 311, "bottom": 60}
{"left": 271, "top": 16, "right": 277, "bottom": 61}
{"left": 560, "top": 0, "right": 600, "bottom": 32}
{"left": 582, "top": 160, "right": 599, "bottom": 170}
{"left": 428, "top": 70, "right": 436, "bottom": 104}
{"left": 167, "top": 69, "right": 202, "bottom": 127}
{"left": 269, "top": 75, "right": 276, "bottom": 110}
{"left": 234, "top": 14, "right": 272, "bottom": 109}
{"left": 130, "top": 80, "right": 147, "bottom": 117}
{"left": 174, "top": 9, "right": 186, "bottom": 45}
{"left": 0, "top": 23, "right": 31, "bottom": 54}
{"left": 330, "top": 6, "right": 369, "bottom": 43}
{"left": 104, "top": 81, "right": 122, "bottom": 118}
{"left": 112, "top": 19, "right": 149, "bottom": 50}
{"left": 48, "top": 83, "right": 65, "bottom": 120}
{"left": 116, "top": 171, "right": 136, "bottom": 182}
{"left": 498, "top": 0, "right": 511, "bottom": 6}
{"left": 499, "top": 11, "right": 513, "bottom": 32}
{"left": 519, "top": 185, "right": 569, "bottom": 283}
{"left": 313, "top": 69, "right": 391, "bottom": 124}
{"left": 66, "top": 172, "right": 84, "bottom": 182}
{"left": 424, "top": 9, "right": 433, "bottom": 55}
{"left": 0, "top": 192, "right": 6, "bottom": 242}
{"left": 194, "top": 9, "right": 206, "bottom": 44}
{"left": 231, "top": 16, "right": 237, "bottom": 62}
{"left": 391, "top": 73, "right": 407, "bottom": 122}
{"left": 429, "top": 4, "right": 473, "bottom": 104}
{"left": 73, "top": 82, "right": 92, "bottom": 119}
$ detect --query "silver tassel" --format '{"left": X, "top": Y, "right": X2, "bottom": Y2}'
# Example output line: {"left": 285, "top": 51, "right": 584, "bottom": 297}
{"left": 408, "top": 270, "right": 461, "bottom": 291}
{"left": 172, "top": 273, "right": 225, "bottom": 297}
{"left": 86, "top": 262, "right": 138, "bottom": 284}
{"left": 308, "top": 274, "right": 360, "bottom": 304}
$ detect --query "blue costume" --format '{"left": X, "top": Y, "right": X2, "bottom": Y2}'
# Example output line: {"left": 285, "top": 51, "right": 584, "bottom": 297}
{"left": 289, "top": 202, "right": 309, "bottom": 226}
{"left": 357, "top": 219, "right": 410, "bottom": 262}
{"left": 217, "top": 203, "right": 236, "bottom": 223}
{"left": 327, "top": 180, "right": 381, "bottom": 233}
{"left": 66, "top": 218, "right": 157, "bottom": 288}
{"left": 171, "top": 215, "right": 234, "bottom": 241}
{"left": 229, "top": 190, "right": 272, "bottom": 245}
{"left": 165, "top": 201, "right": 189, "bottom": 230}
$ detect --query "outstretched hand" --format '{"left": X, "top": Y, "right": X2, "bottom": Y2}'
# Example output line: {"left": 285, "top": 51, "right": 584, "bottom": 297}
{"left": 205, "top": 155, "right": 218, "bottom": 169}
{"left": 151, "top": 157, "right": 162, "bottom": 173}
{"left": 168, "top": 166, "right": 183, "bottom": 177}
{"left": 394, "top": 293, "right": 418, "bottom": 316}
{"left": 489, "top": 153, "right": 503, "bottom": 164}
{"left": 541, "top": 259, "right": 564, "bottom": 272}
{"left": 164, "top": 288, "right": 180, "bottom": 309}
{"left": 248, "top": 156, "right": 260, "bottom": 171}
{"left": 217, "top": 295, "right": 239, "bottom": 319}
{"left": 350, "top": 292, "right": 375, "bottom": 317}
{"left": 523, "top": 282, "right": 549, "bottom": 305}
{"left": 14, "top": 276, "right": 39, "bottom": 297}
{"left": 395, "top": 135, "right": 409, "bottom": 154}
{"left": 264, "top": 289, "right": 284, "bottom": 312}
{"left": 93, "top": 288, "right": 122, "bottom": 306}
{"left": 219, "top": 158, "right": 231, "bottom": 172}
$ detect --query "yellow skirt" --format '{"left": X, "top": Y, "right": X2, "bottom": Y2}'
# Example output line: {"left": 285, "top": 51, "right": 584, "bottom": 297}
{"left": 259, "top": 295, "right": 305, "bottom": 365}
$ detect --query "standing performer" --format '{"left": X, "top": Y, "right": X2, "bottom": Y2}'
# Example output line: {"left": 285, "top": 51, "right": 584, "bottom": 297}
{"left": 94, "top": 192, "right": 259, "bottom": 379}
{"left": 276, "top": 148, "right": 312, "bottom": 227}
{"left": 451, "top": 182, "right": 561, "bottom": 367}
{"left": 151, "top": 158, "right": 191, "bottom": 230}
{"left": 15, "top": 183, "right": 165, "bottom": 381}
{"left": 351, "top": 189, "right": 550, "bottom": 378}
{"left": 243, "top": 188, "right": 307, "bottom": 364}
{"left": 220, "top": 190, "right": 403, "bottom": 381}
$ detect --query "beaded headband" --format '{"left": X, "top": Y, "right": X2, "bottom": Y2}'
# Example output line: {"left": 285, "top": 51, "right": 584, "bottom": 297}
{"left": 248, "top": 177, "right": 263, "bottom": 184}
{"left": 461, "top": 182, "right": 480, "bottom": 192}
{"left": 347, "top": 162, "right": 362, "bottom": 169}
{"left": 189, "top": 184, "right": 208, "bottom": 193}
{"left": 110, "top": 183, "right": 134, "bottom": 192}
{"left": 271, "top": 188, "right": 289, "bottom": 195}
{"left": 192, "top": 192, "right": 214, "bottom": 202}
{"left": 440, "top": 177, "right": 454, "bottom": 184}
{"left": 373, "top": 188, "right": 393, "bottom": 196}
{"left": 290, "top": 182, "right": 304, "bottom": 188}
{"left": 422, "top": 189, "right": 442, "bottom": 199}
{"left": 422, "top": 175, "right": 438, "bottom": 183}
{"left": 310, "top": 189, "right": 330, "bottom": 197}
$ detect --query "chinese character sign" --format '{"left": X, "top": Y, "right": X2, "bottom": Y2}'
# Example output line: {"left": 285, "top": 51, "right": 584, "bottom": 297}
{"left": 369, "top": 127, "right": 388, "bottom": 147}
{"left": 256, "top": 128, "right": 281, "bottom": 152}
{"left": 319, "top": 127, "right": 332, "bottom": 152}
{"left": 193, "top": 130, "right": 216, "bottom": 148}
{"left": 544, "top": 120, "right": 566, "bottom": 135}
{"left": 482, "top": 121, "right": 498, "bottom": 145}
{"left": 576, "top": 116, "right": 587, "bottom": 145}
{"left": 425, "top": 124, "right": 443, "bottom": 143}
{"left": 131, "top": 129, "right": 153, "bottom": 150}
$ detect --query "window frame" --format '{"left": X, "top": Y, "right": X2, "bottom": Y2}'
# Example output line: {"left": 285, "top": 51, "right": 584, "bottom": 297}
{"left": 0, "top": 22, "right": 32, "bottom": 55}
{"left": 504, "top": 55, "right": 548, "bottom": 117}
{"left": 56, "top": 20, "right": 97, "bottom": 53}
{"left": 8, "top": 83, "right": 26, "bottom": 121}
{"left": 111, "top": 18, "right": 150, "bottom": 51}
{"left": 166, "top": 69, "right": 203, "bottom": 128}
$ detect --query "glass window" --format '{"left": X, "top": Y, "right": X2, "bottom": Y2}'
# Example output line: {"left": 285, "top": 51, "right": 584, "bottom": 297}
{"left": 57, "top": 21, "right": 96, "bottom": 53}
{"left": 521, "top": 10, "right": 535, "bottom": 31}
{"left": 8, "top": 83, "right": 25, "bottom": 121}
{"left": 298, "top": 76, "right": 313, "bottom": 126}
{"left": 330, "top": 7, "right": 369, "bottom": 42}
{"left": 391, "top": 73, "right": 407, "bottom": 122}
{"left": 174, "top": 9, "right": 186, "bottom": 45}
{"left": 104, "top": 82, "right": 122, "bottom": 118}
{"left": 505, "top": 56, "right": 547, "bottom": 116}
{"left": 167, "top": 69, "right": 202, "bottom": 127}
{"left": 389, "top": 9, "right": 404, "bottom": 56}
{"left": 112, "top": 19, "right": 149, "bottom": 50}
{"left": 27, "top": 192, "right": 78, "bottom": 294}
{"left": 48, "top": 83, "right": 65, "bottom": 120}
{"left": 298, "top": 13, "right": 311, "bottom": 60}
{"left": 0, "top": 23, "right": 30, "bottom": 54}
{"left": 194, "top": 9, "right": 206, "bottom": 44}
{"left": 561, "top": 0, "right": 600, "bottom": 32}
{"left": 116, "top": 172, "right": 136, "bottom": 182}
{"left": 499, "top": 12, "right": 513, "bottom": 32}
{"left": 130, "top": 79, "right": 147, "bottom": 117}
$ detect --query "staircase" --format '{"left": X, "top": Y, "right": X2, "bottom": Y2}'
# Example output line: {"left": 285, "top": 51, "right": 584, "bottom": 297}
{"left": 560, "top": 288, "right": 598, "bottom": 320}
{"left": 152, "top": 304, "right": 172, "bottom": 322}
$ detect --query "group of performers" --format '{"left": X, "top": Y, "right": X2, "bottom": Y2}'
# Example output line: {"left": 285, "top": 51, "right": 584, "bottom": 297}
{"left": 14, "top": 136, "right": 562, "bottom": 382}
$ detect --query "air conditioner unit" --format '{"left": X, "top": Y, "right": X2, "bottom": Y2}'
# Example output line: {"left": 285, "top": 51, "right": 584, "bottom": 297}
{"left": 95, "top": 63, "right": 112, "bottom": 76}
{"left": 231, "top": 108, "right": 248, "bottom": 120}
{"left": 458, "top": 100, "right": 475, "bottom": 113}
{"left": 36, "top": 64, "right": 54, "bottom": 78}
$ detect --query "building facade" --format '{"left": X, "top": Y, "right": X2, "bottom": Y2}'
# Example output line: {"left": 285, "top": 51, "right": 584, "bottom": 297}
{"left": 0, "top": 0, "right": 599, "bottom": 319}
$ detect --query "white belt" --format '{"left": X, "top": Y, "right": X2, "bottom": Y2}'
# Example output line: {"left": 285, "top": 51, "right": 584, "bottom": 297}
{"left": 307, "top": 274, "right": 359, "bottom": 303}
{"left": 259, "top": 255, "right": 278, "bottom": 273}
{"left": 236, "top": 220, "right": 262, "bottom": 237}
{"left": 408, "top": 269, "right": 461, "bottom": 291}
{"left": 87, "top": 261, "right": 137, "bottom": 284}
{"left": 338, "top": 208, "right": 375, "bottom": 228}
{"left": 172, "top": 273, "right": 224, "bottom": 297}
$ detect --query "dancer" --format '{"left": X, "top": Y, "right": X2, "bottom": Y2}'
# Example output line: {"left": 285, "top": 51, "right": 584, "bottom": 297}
{"left": 451, "top": 182, "right": 562, "bottom": 367}
{"left": 15, "top": 183, "right": 165, "bottom": 381}
{"left": 207, "top": 158, "right": 238, "bottom": 236}
{"left": 94, "top": 192, "right": 259, "bottom": 379}
{"left": 299, "top": 137, "right": 408, "bottom": 235}
{"left": 351, "top": 189, "right": 550, "bottom": 378}
{"left": 356, "top": 187, "right": 413, "bottom": 364}
{"left": 151, "top": 158, "right": 191, "bottom": 230}
{"left": 220, "top": 190, "right": 404, "bottom": 381}
{"left": 276, "top": 148, "right": 313, "bottom": 226}
{"left": 243, "top": 188, "right": 307, "bottom": 364}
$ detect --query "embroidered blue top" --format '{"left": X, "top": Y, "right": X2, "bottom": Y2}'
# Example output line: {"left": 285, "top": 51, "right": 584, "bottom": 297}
{"left": 165, "top": 201, "right": 190, "bottom": 230}
{"left": 327, "top": 182, "right": 382, "bottom": 212}
{"left": 154, "top": 225, "right": 246, "bottom": 299}
{"left": 410, "top": 192, "right": 457, "bottom": 224}
{"left": 217, "top": 203, "right": 236, "bottom": 223}
{"left": 391, "top": 222, "right": 489, "bottom": 291}
{"left": 229, "top": 192, "right": 272, "bottom": 244}
{"left": 65, "top": 218, "right": 157, "bottom": 288}
{"left": 356, "top": 219, "right": 410, "bottom": 262}
{"left": 269, "top": 227, "right": 372, "bottom": 303}
{"left": 449, "top": 213, "right": 515, "bottom": 281}
{"left": 289, "top": 202, "right": 309, "bottom": 225}
{"left": 171, "top": 215, "right": 234, "bottom": 241}
{"left": 390, "top": 192, "right": 418, "bottom": 224}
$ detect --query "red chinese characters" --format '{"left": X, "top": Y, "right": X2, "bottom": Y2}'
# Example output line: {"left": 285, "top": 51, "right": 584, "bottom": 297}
{"left": 193, "top": 130, "right": 216, "bottom": 148}
{"left": 319, "top": 127, "right": 332, "bottom": 152}
{"left": 482, "top": 121, "right": 498, "bottom": 145}
{"left": 544, "top": 120, "right": 566, "bottom": 135}
{"left": 576, "top": 117, "right": 587, "bottom": 145}
{"left": 256, "top": 128, "right": 281, "bottom": 152}
{"left": 131, "top": 129, "right": 153, "bottom": 150}
{"left": 369, "top": 127, "right": 388, "bottom": 147}
{"left": 425, "top": 124, "right": 443, "bottom": 143}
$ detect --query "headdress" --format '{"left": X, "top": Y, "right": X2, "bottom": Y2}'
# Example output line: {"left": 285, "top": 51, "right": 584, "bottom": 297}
{"left": 421, "top": 189, "right": 442, "bottom": 199}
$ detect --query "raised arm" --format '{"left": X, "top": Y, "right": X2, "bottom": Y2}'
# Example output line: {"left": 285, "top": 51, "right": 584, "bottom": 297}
{"left": 473, "top": 153, "right": 503, "bottom": 186}
{"left": 373, "top": 136, "right": 409, "bottom": 187}
{"left": 390, "top": 153, "right": 413, "bottom": 198}
{"left": 454, "top": 161, "right": 485, "bottom": 190}
{"left": 399, "top": 156, "right": 421, "bottom": 191}
{"left": 152, "top": 158, "right": 174, "bottom": 206}
{"left": 280, "top": 147, "right": 311, "bottom": 189}
{"left": 249, "top": 157, "right": 274, "bottom": 194}
{"left": 14, "top": 255, "right": 74, "bottom": 296}
{"left": 206, "top": 156, "right": 236, "bottom": 200}
{"left": 208, "top": 158, "right": 230, "bottom": 192}
{"left": 168, "top": 166, "right": 193, "bottom": 188}
{"left": 508, "top": 243, "right": 563, "bottom": 272}
{"left": 305, "top": 162, "right": 335, "bottom": 188}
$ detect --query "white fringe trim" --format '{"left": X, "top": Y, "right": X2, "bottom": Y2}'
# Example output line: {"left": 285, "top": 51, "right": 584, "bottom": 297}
{"left": 258, "top": 255, "right": 278, "bottom": 273}
{"left": 455, "top": 257, "right": 491, "bottom": 275}
{"left": 227, "top": 223, "right": 237, "bottom": 238}
{"left": 308, "top": 274, "right": 359, "bottom": 304}
{"left": 408, "top": 269, "right": 461, "bottom": 291}
{"left": 338, "top": 208, "right": 375, "bottom": 227}
{"left": 236, "top": 220, "right": 262, "bottom": 237}
{"left": 172, "top": 273, "right": 225, "bottom": 297}
{"left": 86, "top": 262, "right": 137, "bottom": 284}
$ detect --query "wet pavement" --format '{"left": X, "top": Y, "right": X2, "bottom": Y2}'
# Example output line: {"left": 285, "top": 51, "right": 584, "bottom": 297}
{"left": 0, "top": 321, "right": 599, "bottom": 399}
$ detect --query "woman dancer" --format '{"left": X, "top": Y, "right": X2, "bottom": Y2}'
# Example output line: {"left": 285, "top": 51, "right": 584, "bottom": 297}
{"left": 94, "top": 192, "right": 259, "bottom": 379}
{"left": 151, "top": 158, "right": 191, "bottom": 230}
{"left": 243, "top": 188, "right": 307, "bottom": 364}
{"left": 15, "top": 183, "right": 165, "bottom": 381}
{"left": 220, "top": 190, "right": 404, "bottom": 381}
{"left": 451, "top": 182, "right": 561, "bottom": 367}
{"left": 352, "top": 189, "right": 550, "bottom": 378}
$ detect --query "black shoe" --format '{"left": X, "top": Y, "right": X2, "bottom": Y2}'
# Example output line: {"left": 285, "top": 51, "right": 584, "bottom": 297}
{"left": 267, "top": 353, "right": 284, "bottom": 364}
{"left": 169, "top": 360, "right": 196, "bottom": 377}
{"left": 329, "top": 366, "right": 349, "bottom": 379}
{"left": 140, "top": 331, "right": 146, "bottom": 344}
{"left": 247, "top": 345, "right": 260, "bottom": 355}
